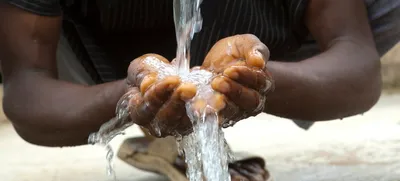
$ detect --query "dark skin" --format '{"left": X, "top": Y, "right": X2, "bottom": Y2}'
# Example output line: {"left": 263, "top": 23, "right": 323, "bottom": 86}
{"left": 266, "top": 0, "right": 381, "bottom": 120}
{"left": 127, "top": 35, "right": 273, "bottom": 136}
{"left": 0, "top": 0, "right": 381, "bottom": 147}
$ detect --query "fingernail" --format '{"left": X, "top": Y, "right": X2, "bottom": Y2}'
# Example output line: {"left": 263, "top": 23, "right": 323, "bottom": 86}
{"left": 212, "top": 93, "right": 226, "bottom": 111}
{"left": 140, "top": 75, "right": 156, "bottom": 93}
{"left": 248, "top": 50, "right": 265, "bottom": 68}
{"left": 163, "top": 76, "right": 181, "bottom": 90}
{"left": 180, "top": 92, "right": 193, "bottom": 101}
{"left": 212, "top": 77, "right": 230, "bottom": 93}
{"left": 253, "top": 49, "right": 263, "bottom": 58}
{"left": 224, "top": 68, "right": 239, "bottom": 80}
{"left": 192, "top": 99, "right": 206, "bottom": 111}
{"left": 179, "top": 83, "right": 197, "bottom": 101}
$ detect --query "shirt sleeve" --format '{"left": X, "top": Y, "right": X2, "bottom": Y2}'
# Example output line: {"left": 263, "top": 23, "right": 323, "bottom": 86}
{"left": 1, "top": 0, "right": 61, "bottom": 16}
{"left": 284, "top": 0, "right": 310, "bottom": 48}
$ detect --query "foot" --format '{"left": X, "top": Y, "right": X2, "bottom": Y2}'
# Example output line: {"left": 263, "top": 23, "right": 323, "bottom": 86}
{"left": 118, "top": 137, "right": 271, "bottom": 181}
{"left": 229, "top": 158, "right": 270, "bottom": 181}
{"left": 173, "top": 153, "right": 269, "bottom": 181}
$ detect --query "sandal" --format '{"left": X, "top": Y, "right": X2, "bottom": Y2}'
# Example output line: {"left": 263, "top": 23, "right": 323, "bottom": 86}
{"left": 117, "top": 136, "right": 272, "bottom": 181}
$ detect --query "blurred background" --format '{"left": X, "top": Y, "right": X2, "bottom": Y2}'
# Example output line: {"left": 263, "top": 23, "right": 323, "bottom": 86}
{"left": 0, "top": 42, "right": 399, "bottom": 181}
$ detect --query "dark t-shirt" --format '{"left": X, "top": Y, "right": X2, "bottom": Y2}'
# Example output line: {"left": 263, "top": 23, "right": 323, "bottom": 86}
{"left": 3, "top": 0, "right": 61, "bottom": 16}
{"left": 2, "top": 0, "right": 309, "bottom": 82}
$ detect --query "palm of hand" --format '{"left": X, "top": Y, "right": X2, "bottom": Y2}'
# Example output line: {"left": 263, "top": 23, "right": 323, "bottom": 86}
{"left": 201, "top": 34, "right": 274, "bottom": 126}
{"left": 126, "top": 34, "right": 273, "bottom": 137}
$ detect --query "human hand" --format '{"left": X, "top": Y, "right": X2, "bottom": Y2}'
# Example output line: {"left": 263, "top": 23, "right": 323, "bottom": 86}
{"left": 125, "top": 54, "right": 197, "bottom": 137}
{"left": 201, "top": 34, "right": 274, "bottom": 127}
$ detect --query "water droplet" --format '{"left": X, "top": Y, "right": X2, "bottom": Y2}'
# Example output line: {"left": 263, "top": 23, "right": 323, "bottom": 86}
{"left": 176, "top": 136, "right": 185, "bottom": 156}
{"left": 152, "top": 124, "right": 162, "bottom": 137}
{"left": 88, "top": 92, "right": 135, "bottom": 180}
{"left": 227, "top": 42, "right": 233, "bottom": 56}
{"left": 222, "top": 120, "right": 236, "bottom": 128}
{"left": 105, "top": 145, "right": 117, "bottom": 181}
{"left": 88, "top": 133, "right": 99, "bottom": 145}
{"left": 175, "top": 133, "right": 183, "bottom": 141}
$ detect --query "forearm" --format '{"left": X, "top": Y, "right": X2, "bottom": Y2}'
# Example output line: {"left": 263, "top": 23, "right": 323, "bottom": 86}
{"left": 3, "top": 71, "right": 127, "bottom": 146}
{"left": 264, "top": 39, "right": 381, "bottom": 121}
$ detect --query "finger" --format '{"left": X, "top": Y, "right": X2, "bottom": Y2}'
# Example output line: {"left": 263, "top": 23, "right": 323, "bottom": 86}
{"left": 174, "top": 115, "right": 193, "bottom": 136}
{"left": 234, "top": 34, "right": 269, "bottom": 69}
{"left": 127, "top": 54, "right": 170, "bottom": 86}
{"left": 131, "top": 76, "right": 180, "bottom": 125}
{"left": 223, "top": 66, "right": 273, "bottom": 94}
{"left": 211, "top": 76, "right": 262, "bottom": 112}
{"left": 191, "top": 98, "right": 207, "bottom": 114}
{"left": 129, "top": 89, "right": 147, "bottom": 125}
{"left": 208, "top": 93, "right": 226, "bottom": 112}
{"left": 155, "top": 83, "right": 197, "bottom": 135}
{"left": 202, "top": 37, "right": 247, "bottom": 72}
{"left": 206, "top": 93, "right": 241, "bottom": 127}
{"left": 145, "top": 75, "right": 181, "bottom": 105}
{"left": 244, "top": 46, "right": 268, "bottom": 69}
{"left": 176, "top": 83, "right": 198, "bottom": 101}
{"left": 190, "top": 97, "right": 226, "bottom": 121}
{"left": 141, "top": 76, "right": 181, "bottom": 115}
{"left": 155, "top": 93, "right": 186, "bottom": 133}
{"left": 139, "top": 73, "right": 158, "bottom": 93}
{"left": 117, "top": 88, "right": 141, "bottom": 115}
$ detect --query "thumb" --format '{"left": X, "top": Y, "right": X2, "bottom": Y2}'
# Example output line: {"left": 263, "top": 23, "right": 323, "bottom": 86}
{"left": 127, "top": 54, "right": 171, "bottom": 87}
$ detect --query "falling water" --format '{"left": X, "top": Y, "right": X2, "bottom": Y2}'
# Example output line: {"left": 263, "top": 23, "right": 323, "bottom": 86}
{"left": 89, "top": 0, "right": 232, "bottom": 180}
{"left": 173, "top": 0, "right": 203, "bottom": 75}
{"left": 88, "top": 90, "right": 134, "bottom": 180}
{"left": 141, "top": 55, "right": 232, "bottom": 181}
{"left": 173, "top": 0, "right": 232, "bottom": 180}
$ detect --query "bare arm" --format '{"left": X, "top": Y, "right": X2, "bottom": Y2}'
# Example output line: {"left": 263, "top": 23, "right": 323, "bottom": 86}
{"left": 0, "top": 3, "right": 127, "bottom": 147}
{"left": 264, "top": 0, "right": 381, "bottom": 121}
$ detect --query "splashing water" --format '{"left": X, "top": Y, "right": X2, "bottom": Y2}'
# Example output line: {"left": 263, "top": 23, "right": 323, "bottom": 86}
{"left": 173, "top": 0, "right": 232, "bottom": 180}
{"left": 88, "top": 91, "right": 134, "bottom": 180}
{"left": 89, "top": 0, "right": 234, "bottom": 180}
{"left": 142, "top": 56, "right": 233, "bottom": 181}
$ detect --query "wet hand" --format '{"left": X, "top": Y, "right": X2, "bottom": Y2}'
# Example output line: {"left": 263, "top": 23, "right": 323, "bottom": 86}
{"left": 202, "top": 34, "right": 274, "bottom": 127}
{"left": 126, "top": 54, "right": 197, "bottom": 137}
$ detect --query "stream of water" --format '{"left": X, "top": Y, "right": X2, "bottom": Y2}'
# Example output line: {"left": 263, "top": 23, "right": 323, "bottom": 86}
{"left": 173, "top": 1, "right": 231, "bottom": 180}
{"left": 89, "top": 0, "right": 232, "bottom": 180}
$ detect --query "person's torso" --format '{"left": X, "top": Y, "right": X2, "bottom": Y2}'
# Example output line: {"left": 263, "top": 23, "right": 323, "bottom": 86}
{"left": 62, "top": 0, "right": 309, "bottom": 82}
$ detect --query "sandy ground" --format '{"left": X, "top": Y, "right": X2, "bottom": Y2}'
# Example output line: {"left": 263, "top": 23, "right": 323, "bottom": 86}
{"left": 1, "top": 92, "right": 400, "bottom": 181}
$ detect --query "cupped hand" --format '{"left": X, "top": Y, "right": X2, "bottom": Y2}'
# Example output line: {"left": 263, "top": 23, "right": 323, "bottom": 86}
{"left": 126, "top": 54, "right": 197, "bottom": 137}
{"left": 202, "top": 34, "right": 274, "bottom": 127}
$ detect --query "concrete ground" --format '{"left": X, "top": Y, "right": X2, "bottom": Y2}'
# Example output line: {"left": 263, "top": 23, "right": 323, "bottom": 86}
{"left": 1, "top": 92, "right": 400, "bottom": 181}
